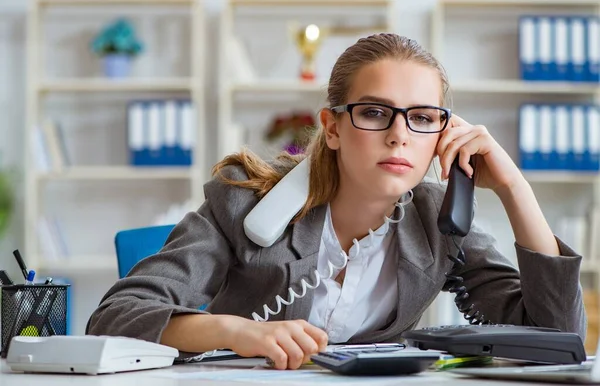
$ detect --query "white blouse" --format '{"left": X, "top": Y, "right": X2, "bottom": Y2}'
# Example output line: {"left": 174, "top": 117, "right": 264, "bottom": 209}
{"left": 307, "top": 204, "right": 399, "bottom": 343}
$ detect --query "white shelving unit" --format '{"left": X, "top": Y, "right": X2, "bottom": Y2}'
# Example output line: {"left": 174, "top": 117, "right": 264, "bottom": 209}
{"left": 24, "top": 0, "right": 207, "bottom": 274}
{"left": 217, "top": 0, "right": 394, "bottom": 161}
{"left": 427, "top": 0, "right": 600, "bottom": 349}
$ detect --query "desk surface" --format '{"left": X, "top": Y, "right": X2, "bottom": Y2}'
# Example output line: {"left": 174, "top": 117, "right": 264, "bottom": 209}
{"left": 0, "top": 358, "right": 551, "bottom": 385}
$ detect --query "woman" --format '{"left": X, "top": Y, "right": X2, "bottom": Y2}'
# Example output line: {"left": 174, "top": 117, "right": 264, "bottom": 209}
{"left": 87, "top": 33, "right": 586, "bottom": 370}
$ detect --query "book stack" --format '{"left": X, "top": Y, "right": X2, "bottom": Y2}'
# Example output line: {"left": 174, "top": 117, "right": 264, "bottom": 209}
{"left": 127, "top": 99, "right": 195, "bottom": 167}
{"left": 519, "top": 15, "right": 599, "bottom": 82}
{"left": 519, "top": 103, "right": 600, "bottom": 171}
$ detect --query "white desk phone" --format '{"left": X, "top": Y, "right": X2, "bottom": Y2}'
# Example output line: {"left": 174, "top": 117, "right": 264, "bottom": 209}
{"left": 6, "top": 156, "right": 587, "bottom": 376}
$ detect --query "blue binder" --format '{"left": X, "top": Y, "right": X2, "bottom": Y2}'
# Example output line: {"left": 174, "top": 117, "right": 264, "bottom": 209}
{"left": 538, "top": 105, "right": 553, "bottom": 169}
{"left": 571, "top": 105, "right": 586, "bottom": 170}
{"left": 554, "top": 105, "right": 570, "bottom": 170}
{"left": 127, "top": 101, "right": 147, "bottom": 166}
{"left": 519, "top": 16, "right": 538, "bottom": 80}
{"left": 553, "top": 17, "right": 570, "bottom": 81}
{"left": 587, "top": 105, "right": 600, "bottom": 171}
{"left": 519, "top": 104, "right": 539, "bottom": 169}
{"left": 569, "top": 17, "right": 587, "bottom": 82}
{"left": 588, "top": 17, "right": 599, "bottom": 82}
{"left": 538, "top": 17, "right": 552, "bottom": 81}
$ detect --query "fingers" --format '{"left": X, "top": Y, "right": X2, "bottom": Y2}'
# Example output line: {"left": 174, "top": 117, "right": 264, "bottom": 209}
{"left": 436, "top": 125, "right": 472, "bottom": 159}
{"left": 300, "top": 321, "right": 329, "bottom": 352}
{"left": 277, "top": 333, "right": 305, "bottom": 370}
{"left": 265, "top": 342, "right": 288, "bottom": 370}
{"left": 458, "top": 147, "right": 474, "bottom": 178}
{"left": 290, "top": 321, "right": 328, "bottom": 364}
{"left": 262, "top": 320, "right": 328, "bottom": 370}
{"left": 439, "top": 130, "right": 480, "bottom": 179}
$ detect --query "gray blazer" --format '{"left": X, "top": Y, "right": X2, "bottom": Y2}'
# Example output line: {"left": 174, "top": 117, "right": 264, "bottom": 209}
{"left": 86, "top": 164, "right": 587, "bottom": 351}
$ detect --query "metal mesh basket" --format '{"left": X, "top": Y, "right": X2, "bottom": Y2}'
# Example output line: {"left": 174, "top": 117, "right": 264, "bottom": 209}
{"left": 1, "top": 284, "right": 69, "bottom": 357}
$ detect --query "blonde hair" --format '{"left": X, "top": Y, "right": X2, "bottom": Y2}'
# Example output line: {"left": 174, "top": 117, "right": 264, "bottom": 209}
{"left": 212, "top": 33, "right": 450, "bottom": 222}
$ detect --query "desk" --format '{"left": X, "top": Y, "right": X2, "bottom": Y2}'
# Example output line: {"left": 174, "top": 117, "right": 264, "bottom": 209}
{"left": 0, "top": 358, "right": 548, "bottom": 385}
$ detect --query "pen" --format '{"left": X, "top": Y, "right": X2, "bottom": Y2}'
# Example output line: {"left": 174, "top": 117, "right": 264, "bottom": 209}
{"left": 333, "top": 343, "right": 406, "bottom": 353}
{"left": 12, "top": 249, "right": 29, "bottom": 281}
{"left": 44, "top": 277, "right": 53, "bottom": 285}
{"left": 0, "top": 270, "right": 14, "bottom": 285}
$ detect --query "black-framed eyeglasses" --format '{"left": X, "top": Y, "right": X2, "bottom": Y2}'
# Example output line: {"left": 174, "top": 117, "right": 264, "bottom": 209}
{"left": 331, "top": 102, "right": 451, "bottom": 133}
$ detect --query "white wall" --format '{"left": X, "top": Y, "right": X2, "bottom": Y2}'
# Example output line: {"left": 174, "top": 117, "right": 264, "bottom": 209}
{"left": 0, "top": 0, "right": 593, "bottom": 334}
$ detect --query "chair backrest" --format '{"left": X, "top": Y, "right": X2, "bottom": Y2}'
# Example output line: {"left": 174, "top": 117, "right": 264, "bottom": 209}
{"left": 114, "top": 224, "right": 175, "bottom": 278}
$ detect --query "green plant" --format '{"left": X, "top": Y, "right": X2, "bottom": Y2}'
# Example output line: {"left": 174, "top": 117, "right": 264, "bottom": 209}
{"left": 91, "top": 18, "right": 144, "bottom": 57}
{"left": 0, "top": 170, "right": 14, "bottom": 239}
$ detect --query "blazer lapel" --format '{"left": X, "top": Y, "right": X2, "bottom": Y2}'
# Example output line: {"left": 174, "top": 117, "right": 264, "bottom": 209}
{"left": 283, "top": 205, "right": 326, "bottom": 321}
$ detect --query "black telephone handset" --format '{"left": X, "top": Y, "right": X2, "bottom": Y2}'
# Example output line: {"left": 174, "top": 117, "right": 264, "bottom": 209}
{"left": 436, "top": 157, "right": 486, "bottom": 325}
{"left": 437, "top": 157, "right": 475, "bottom": 238}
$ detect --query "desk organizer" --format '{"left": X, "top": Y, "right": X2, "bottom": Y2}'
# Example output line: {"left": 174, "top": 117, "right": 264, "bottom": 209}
{"left": 1, "top": 284, "right": 69, "bottom": 357}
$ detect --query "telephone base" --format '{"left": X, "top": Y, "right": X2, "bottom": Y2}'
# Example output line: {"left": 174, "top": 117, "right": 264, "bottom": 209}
{"left": 402, "top": 324, "right": 586, "bottom": 365}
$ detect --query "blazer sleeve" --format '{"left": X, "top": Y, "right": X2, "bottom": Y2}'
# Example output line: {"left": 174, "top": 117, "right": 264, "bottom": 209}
{"left": 453, "top": 219, "right": 587, "bottom": 339}
{"left": 86, "top": 165, "right": 251, "bottom": 348}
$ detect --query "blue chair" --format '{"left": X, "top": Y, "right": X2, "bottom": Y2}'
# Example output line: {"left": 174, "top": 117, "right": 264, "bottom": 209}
{"left": 114, "top": 224, "right": 175, "bottom": 279}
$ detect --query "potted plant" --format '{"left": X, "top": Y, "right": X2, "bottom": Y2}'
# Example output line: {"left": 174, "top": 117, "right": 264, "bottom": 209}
{"left": 91, "top": 18, "right": 144, "bottom": 78}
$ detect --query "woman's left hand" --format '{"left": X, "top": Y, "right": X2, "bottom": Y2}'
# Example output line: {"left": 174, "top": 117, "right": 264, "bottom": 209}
{"left": 436, "top": 115, "right": 524, "bottom": 194}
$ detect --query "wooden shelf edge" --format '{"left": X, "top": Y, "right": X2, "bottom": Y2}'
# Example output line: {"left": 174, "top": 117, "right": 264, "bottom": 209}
{"left": 440, "top": 0, "right": 599, "bottom": 7}
{"left": 230, "top": 0, "right": 390, "bottom": 7}
{"left": 451, "top": 80, "right": 600, "bottom": 95}
{"left": 230, "top": 80, "right": 328, "bottom": 92}
{"left": 523, "top": 171, "right": 600, "bottom": 184}
{"left": 38, "top": 78, "right": 194, "bottom": 92}
{"left": 38, "top": 0, "right": 193, "bottom": 6}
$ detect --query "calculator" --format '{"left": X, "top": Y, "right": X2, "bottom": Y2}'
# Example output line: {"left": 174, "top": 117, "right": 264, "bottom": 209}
{"left": 310, "top": 350, "right": 441, "bottom": 376}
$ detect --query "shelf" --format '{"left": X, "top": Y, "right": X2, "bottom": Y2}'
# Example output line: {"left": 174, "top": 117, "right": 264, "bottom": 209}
{"left": 523, "top": 171, "right": 600, "bottom": 184}
{"left": 232, "top": 79, "right": 599, "bottom": 95}
{"left": 39, "top": 78, "right": 194, "bottom": 93}
{"left": 230, "top": 0, "right": 390, "bottom": 6}
{"left": 36, "top": 166, "right": 193, "bottom": 181}
{"left": 38, "top": 0, "right": 193, "bottom": 5}
{"left": 582, "top": 262, "right": 600, "bottom": 274}
{"left": 440, "top": 0, "right": 600, "bottom": 6}
{"left": 231, "top": 80, "right": 328, "bottom": 93}
{"left": 36, "top": 255, "right": 117, "bottom": 274}
{"left": 451, "top": 80, "right": 600, "bottom": 94}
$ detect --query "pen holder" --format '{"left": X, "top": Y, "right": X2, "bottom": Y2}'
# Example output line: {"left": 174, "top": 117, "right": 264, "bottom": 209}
{"left": 1, "top": 284, "right": 69, "bottom": 358}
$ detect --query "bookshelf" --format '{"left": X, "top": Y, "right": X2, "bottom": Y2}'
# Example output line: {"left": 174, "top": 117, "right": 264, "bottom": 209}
{"left": 24, "top": 0, "right": 206, "bottom": 274}
{"left": 428, "top": 0, "right": 600, "bottom": 352}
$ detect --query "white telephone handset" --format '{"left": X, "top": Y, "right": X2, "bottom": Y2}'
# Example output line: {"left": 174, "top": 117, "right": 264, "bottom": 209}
{"left": 243, "top": 157, "right": 311, "bottom": 247}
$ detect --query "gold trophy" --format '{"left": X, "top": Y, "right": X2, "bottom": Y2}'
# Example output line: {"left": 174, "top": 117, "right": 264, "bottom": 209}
{"left": 294, "top": 24, "right": 322, "bottom": 81}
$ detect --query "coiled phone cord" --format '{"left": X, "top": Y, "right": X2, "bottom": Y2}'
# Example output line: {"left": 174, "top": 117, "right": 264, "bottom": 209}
{"left": 251, "top": 190, "right": 414, "bottom": 323}
{"left": 444, "top": 234, "right": 490, "bottom": 325}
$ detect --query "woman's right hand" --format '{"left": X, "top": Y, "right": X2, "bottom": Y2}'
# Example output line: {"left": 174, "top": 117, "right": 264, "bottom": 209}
{"left": 226, "top": 318, "right": 328, "bottom": 370}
